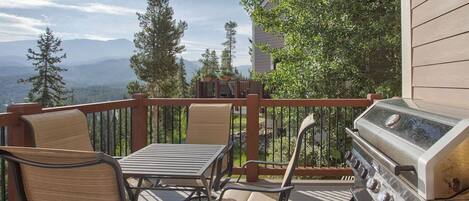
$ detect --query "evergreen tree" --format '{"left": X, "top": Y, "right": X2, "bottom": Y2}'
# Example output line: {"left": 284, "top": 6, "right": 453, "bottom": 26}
{"left": 209, "top": 50, "right": 219, "bottom": 72}
{"left": 176, "top": 58, "right": 189, "bottom": 97}
{"left": 19, "top": 27, "right": 68, "bottom": 107}
{"left": 199, "top": 49, "right": 218, "bottom": 78}
{"left": 221, "top": 21, "right": 238, "bottom": 75}
{"left": 126, "top": 80, "right": 148, "bottom": 96}
{"left": 130, "top": 0, "right": 187, "bottom": 98}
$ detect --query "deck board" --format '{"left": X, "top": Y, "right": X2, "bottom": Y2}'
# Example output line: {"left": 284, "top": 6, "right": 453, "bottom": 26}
{"left": 138, "top": 180, "right": 353, "bottom": 201}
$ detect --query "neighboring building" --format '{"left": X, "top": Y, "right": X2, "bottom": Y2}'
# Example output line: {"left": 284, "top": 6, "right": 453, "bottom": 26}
{"left": 401, "top": 0, "right": 469, "bottom": 109}
{"left": 251, "top": 1, "right": 284, "bottom": 73}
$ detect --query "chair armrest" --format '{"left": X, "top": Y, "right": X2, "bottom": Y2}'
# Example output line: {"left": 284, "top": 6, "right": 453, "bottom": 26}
{"left": 236, "top": 160, "right": 289, "bottom": 182}
{"left": 113, "top": 156, "right": 123, "bottom": 160}
{"left": 218, "top": 185, "right": 294, "bottom": 200}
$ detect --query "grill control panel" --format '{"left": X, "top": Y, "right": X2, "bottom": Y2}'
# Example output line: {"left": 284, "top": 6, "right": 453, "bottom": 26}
{"left": 346, "top": 150, "right": 402, "bottom": 201}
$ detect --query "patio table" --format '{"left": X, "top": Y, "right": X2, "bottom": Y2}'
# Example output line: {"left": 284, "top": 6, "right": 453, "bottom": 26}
{"left": 119, "top": 143, "right": 226, "bottom": 201}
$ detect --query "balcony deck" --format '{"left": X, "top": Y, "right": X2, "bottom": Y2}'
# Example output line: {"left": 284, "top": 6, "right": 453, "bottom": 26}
{"left": 0, "top": 95, "right": 380, "bottom": 200}
{"left": 138, "top": 180, "right": 353, "bottom": 201}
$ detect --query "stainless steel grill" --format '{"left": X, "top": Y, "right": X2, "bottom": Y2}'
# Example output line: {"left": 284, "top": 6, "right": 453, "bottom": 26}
{"left": 346, "top": 98, "right": 469, "bottom": 201}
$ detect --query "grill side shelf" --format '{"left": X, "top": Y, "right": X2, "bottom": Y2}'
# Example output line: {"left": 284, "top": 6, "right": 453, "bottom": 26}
{"left": 346, "top": 127, "right": 416, "bottom": 176}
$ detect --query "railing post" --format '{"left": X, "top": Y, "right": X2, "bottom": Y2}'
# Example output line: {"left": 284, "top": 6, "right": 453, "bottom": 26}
{"left": 215, "top": 80, "right": 221, "bottom": 98}
{"left": 131, "top": 93, "right": 148, "bottom": 152}
{"left": 246, "top": 94, "right": 260, "bottom": 182}
{"left": 367, "top": 93, "right": 383, "bottom": 103}
{"left": 7, "top": 103, "right": 42, "bottom": 201}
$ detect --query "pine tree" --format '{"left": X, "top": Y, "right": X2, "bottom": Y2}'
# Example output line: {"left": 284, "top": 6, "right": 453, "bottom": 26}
{"left": 199, "top": 49, "right": 217, "bottom": 78}
{"left": 221, "top": 21, "right": 238, "bottom": 75}
{"left": 19, "top": 27, "right": 68, "bottom": 107}
{"left": 209, "top": 50, "right": 219, "bottom": 73}
{"left": 130, "top": 0, "right": 187, "bottom": 98}
{"left": 176, "top": 58, "right": 189, "bottom": 97}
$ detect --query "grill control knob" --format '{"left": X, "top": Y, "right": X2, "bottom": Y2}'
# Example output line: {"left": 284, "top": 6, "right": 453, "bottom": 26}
{"left": 345, "top": 151, "right": 352, "bottom": 160}
{"left": 353, "top": 160, "right": 361, "bottom": 169}
{"left": 378, "top": 192, "right": 393, "bottom": 201}
{"left": 366, "top": 178, "right": 380, "bottom": 193}
{"left": 359, "top": 167, "right": 368, "bottom": 179}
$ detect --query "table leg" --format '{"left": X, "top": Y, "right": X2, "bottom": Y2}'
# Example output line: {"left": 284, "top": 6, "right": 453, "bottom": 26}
{"left": 201, "top": 176, "right": 212, "bottom": 201}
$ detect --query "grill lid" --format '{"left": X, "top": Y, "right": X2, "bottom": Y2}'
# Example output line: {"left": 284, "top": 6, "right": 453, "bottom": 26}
{"left": 353, "top": 98, "right": 469, "bottom": 200}
{"left": 360, "top": 99, "right": 457, "bottom": 150}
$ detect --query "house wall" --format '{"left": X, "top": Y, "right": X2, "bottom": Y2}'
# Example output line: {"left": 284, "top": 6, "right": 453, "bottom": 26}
{"left": 402, "top": 0, "right": 469, "bottom": 108}
{"left": 252, "top": 0, "right": 284, "bottom": 73}
{"left": 252, "top": 24, "right": 284, "bottom": 73}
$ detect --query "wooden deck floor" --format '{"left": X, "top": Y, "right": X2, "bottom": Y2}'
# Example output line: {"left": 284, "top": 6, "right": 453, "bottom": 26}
{"left": 138, "top": 180, "right": 353, "bottom": 201}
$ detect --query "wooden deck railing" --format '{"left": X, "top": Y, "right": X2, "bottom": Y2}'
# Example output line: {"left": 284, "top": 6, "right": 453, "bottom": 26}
{"left": 0, "top": 93, "right": 381, "bottom": 201}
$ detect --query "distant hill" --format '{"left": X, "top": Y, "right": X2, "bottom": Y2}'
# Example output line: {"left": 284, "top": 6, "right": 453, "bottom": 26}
{"left": 0, "top": 39, "right": 134, "bottom": 65}
{"left": 0, "top": 38, "right": 251, "bottom": 111}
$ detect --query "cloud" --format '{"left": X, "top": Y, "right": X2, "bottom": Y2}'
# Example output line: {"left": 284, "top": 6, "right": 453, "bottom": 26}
{"left": 237, "top": 23, "right": 252, "bottom": 36}
{"left": 0, "top": 12, "right": 49, "bottom": 41}
{"left": 0, "top": 0, "right": 139, "bottom": 16}
{"left": 56, "top": 32, "right": 115, "bottom": 41}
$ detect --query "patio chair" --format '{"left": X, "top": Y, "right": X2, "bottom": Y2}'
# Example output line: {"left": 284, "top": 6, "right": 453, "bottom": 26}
{"left": 217, "top": 113, "right": 315, "bottom": 201}
{"left": 21, "top": 109, "right": 93, "bottom": 151}
{"left": 0, "top": 146, "right": 133, "bottom": 201}
{"left": 21, "top": 109, "right": 150, "bottom": 195}
{"left": 160, "top": 103, "right": 233, "bottom": 193}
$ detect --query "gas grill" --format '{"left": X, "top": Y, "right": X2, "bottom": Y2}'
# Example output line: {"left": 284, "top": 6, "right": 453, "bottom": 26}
{"left": 346, "top": 98, "right": 469, "bottom": 201}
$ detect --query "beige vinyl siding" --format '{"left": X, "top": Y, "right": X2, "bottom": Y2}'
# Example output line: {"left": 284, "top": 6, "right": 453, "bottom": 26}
{"left": 252, "top": 24, "right": 284, "bottom": 73}
{"left": 411, "top": 0, "right": 426, "bottom": 9}
{"left": 408, "top": 0, "right": 469, "bottom": 109}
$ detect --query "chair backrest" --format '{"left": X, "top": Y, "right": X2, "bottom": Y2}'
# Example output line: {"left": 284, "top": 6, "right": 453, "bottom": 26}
{"left": 21, "top": 109, "right": 93, "bottom": 151}
{"left": 0, "top": 146, "right": 126, "bottom": 201}
{"left": 186, "top": 104, "right": 232, "bottom": 145}
{"left": 281, "top": 113, "right": 315, "bottom": 189}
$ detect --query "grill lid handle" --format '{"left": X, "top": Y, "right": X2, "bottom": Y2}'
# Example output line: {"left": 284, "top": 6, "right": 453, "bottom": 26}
{"left": 346, "top": 127, "right": 416, "bottom": 176}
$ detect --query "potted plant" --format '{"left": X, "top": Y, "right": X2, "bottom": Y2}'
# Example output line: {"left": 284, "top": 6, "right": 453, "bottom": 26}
{"left": 202, "top": 72, "right": 217, "bottom": 81}
{"left": 220, "top": 71, "right": 235, "bottom": 81}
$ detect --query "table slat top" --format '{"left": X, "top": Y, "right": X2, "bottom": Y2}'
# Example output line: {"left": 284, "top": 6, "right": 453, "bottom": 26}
{"left": 119, "top": 144, "right": 225, "bottom": 178}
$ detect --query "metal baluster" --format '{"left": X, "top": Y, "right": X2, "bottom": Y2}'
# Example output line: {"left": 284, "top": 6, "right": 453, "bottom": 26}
{"left": 280, "top": 107, "right": 284, "bottom": 162}
{"left": 100, "top": 112, "right": 104, "bottom": 152}
{"left": 113, "top": 109, "right": 117, "bottom": 156}
{"left": 156, "top": 106, "right": 160, "bottom": 143}
{"left": 124, "top": 108, "right": 128, "bottom": 155}
{"left": 311, "top": 106, "right": 315, "bottom": 167}
{"left": 239, "top": 106, "right": 242, "bottom": 166}
{"left": 336, "top": 107, "right": 340, "bottom": 165}
{"left": 107, "top": 110, "right": 111, "bottom": 154}
{"left": 264, "top": 106, "right": 268, "bottom": 167}
{"left": 119, "top": 108, "right": 122, "bottom": 156}
{"left": 288, "top": 106, "right": 291, "bottom": 159}
{"left": 171, "top": 106, "right": 174, "bottom": 144}
{"left": 319, "top": 107, "right": 324, "bottom": 167}
{"left": 272, "top": 107, "right": 276, "bottom": 164}
{"left": 328, "top": 107, "right": 332, "bottom": 167}
{"left": 129, "top": 108, "right": 133, "bottom": 154}
{"left": 163, "top": 106, "right": 167, "bottom": 143}
{"left": 149, "top": 106, "right": 153, "bottom": 144}
{"left": 185, "top": 105, "right": 189, "bottom": 143}
{"left": 178, "top": 106, "right": 182, "bottom": 144}
{"left": 93, "top": 113, "right": 96, "bottom": 150}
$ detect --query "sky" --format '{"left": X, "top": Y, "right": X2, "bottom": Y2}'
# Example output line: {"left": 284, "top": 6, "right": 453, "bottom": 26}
{"left": 0, "top": 0, "right": 252, "bottom": 66}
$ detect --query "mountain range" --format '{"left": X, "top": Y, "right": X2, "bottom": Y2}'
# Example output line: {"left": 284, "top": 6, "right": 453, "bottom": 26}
{"left": 0, "top": 39, "right": 251, "bottom": 111}
{"left": 0, "top": 39, "right": 250, "bottom": 84}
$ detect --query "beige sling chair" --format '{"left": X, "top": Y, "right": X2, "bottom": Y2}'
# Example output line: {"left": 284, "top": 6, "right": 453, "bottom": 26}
{"left": 160, "top": 104, "right": 233, "bottom": 197}
{"left": 21, "top": 109, "right": 143, "bottom": 198}
{"left": 0, "top": 146, "right": 133, "bottom": 201}
{"left": 217, "top": 113, "right": 315, "bottom": 201}
{"left": 21, "top": 109, "right": 93, "bottom": 151}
